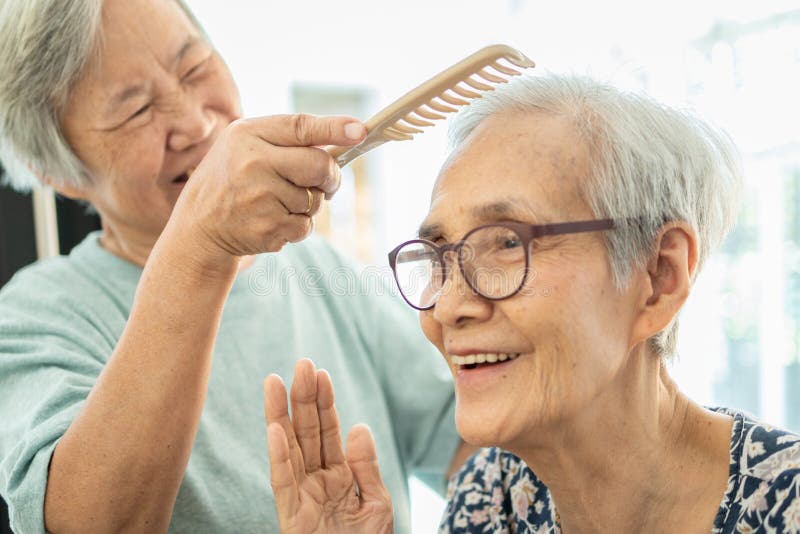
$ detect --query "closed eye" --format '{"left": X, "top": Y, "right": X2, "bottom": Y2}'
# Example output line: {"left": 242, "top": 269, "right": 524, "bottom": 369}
{"left": 128, "top": 103, "right": 151, "bottom": 121}
{"left": 182, "top": 58, "right": 209, "bottom": 81}
{"left": 418, "top": 232, "right": 445, "bottom": 245}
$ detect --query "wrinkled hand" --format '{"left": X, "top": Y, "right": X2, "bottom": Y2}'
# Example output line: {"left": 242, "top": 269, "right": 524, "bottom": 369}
{"left": 264, "top": 359, "right": 393, "bottom": 534}
{"left": 171, "top": 114, "right": 365, "bottom": 272}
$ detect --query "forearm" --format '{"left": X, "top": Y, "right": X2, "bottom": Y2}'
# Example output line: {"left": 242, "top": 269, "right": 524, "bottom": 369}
{"left": 44, "top": 225, "right": 239, "bottom": 533}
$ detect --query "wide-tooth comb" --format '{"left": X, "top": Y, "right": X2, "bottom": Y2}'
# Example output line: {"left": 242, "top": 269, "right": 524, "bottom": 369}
{"left": 326, "top": 44, "right": 535, "bottom": 167}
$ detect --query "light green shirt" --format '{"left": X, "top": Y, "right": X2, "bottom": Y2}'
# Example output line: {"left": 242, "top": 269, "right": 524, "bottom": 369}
{"left": 0, "top": 233, "right": 458, "bottom": 533}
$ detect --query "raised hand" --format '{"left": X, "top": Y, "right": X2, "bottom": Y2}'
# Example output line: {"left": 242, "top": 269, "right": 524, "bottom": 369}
{"left": 168, "top": 114, "right": 366, "bottom": 274}
{"left": 264, "top": 359, "right": 394, "bottom": 534}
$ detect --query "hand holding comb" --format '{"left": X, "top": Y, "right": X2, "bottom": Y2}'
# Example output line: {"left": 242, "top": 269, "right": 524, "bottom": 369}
{"left": 326, "top": 44, "right": 535, "bottom": 168}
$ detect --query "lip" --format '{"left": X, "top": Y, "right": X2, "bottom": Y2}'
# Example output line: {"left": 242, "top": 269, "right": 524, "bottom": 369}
{"left": 453, "top": 353, "right": 521, "bottom": 389}
{"left": 447, "top": 347, "right": 519, "bottom": 356}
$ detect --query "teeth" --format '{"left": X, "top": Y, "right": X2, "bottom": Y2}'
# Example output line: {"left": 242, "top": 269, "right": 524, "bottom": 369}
{"left": 450, "top": 352, "right": 520, "bottom": 366}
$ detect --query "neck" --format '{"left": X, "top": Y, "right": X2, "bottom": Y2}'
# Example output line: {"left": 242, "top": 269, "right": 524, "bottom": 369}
{"left": 98, "top": 219, "right": 255, "bottom": 273}
{"left": 98, "top": 220, "right": 157, "bottom": 268}
{"left": 509, "top": 350, "right": 732, "bottom": 533}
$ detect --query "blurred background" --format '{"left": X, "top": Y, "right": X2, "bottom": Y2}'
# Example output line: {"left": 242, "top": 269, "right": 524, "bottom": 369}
{"left": 1, "top": 0, "right": 798, "bottom": 531}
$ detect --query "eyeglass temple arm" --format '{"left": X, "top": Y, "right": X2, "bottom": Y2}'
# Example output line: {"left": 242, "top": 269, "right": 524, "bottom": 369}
{"left": 531, "top": 219, "right": 617, "bottom": 238}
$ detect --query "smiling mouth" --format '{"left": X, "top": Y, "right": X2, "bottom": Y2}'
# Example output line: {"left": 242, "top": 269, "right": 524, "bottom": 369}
{"left": 450, "top": 352, "right": 521, "bottom": 370}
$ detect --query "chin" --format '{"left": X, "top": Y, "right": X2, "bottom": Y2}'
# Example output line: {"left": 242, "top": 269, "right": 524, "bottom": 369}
{"left": 454, "top": 401, "right": 515, "bottom": 448}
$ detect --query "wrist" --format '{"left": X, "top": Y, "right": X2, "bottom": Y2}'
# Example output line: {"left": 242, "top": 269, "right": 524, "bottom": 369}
{"left": 155, "top": 217, "right": 240, "bottom": 282}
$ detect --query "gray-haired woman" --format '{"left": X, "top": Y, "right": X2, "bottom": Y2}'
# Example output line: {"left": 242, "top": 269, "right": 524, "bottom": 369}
{"left": 0, "top": 1, "right": 467, "bottom": 532}
{"left": 265, "top": 75, "right": 800, "bottom": 533}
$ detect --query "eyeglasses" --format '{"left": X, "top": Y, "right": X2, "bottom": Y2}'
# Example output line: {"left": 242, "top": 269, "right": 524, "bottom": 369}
{"left": 388, "top": 219, "right": 617, "bottom": 310}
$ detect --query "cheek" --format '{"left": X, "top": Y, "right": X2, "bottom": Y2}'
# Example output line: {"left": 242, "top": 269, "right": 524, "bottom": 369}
{"left": 419, "top": 311, "right": 443, "bottom": 350}
{"left": 204, "top": 67, "right": 241, "bottom": 118}
{"left": 109, "top": 133, "right": 165, "bottom": 184}
{"left": 88, "top": 136, "right": 168, "bottom": 211}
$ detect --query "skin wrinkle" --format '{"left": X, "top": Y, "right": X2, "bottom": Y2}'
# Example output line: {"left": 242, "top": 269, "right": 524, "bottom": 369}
{"left": 419, "top": 108, "right": 732, "bottom": 532}
{"left": 37, "top": 0, "right": 374, "bottom": 528}
{"left": 56, "top": 0, "right": 239, "bottom": 267}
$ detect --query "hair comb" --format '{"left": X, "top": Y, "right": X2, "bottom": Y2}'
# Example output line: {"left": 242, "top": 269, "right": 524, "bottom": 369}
{"left": 326, "top": 44, "right": 535, "bottom": 167}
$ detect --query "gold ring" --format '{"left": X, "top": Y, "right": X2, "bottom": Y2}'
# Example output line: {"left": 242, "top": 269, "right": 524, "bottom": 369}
{"left": 303, "top": 187, "right": 314, "bottom": 215}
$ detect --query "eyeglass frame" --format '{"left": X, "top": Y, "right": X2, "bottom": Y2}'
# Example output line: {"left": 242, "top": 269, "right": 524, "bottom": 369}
{"left": 387, "top": 218, "right": 618, "bottom": 311}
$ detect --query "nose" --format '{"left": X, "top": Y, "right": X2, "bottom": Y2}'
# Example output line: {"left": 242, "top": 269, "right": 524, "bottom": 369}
{"left": 432, "top": 251, "right": 493, "bottom": 327}
{"left": 167, "top": 91, "right": 216, "bottom": 152}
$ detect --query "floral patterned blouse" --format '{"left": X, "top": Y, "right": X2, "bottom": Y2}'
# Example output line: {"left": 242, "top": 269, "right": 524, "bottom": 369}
{"left": 440, "top": 408, "right": 800, "bottom": 533}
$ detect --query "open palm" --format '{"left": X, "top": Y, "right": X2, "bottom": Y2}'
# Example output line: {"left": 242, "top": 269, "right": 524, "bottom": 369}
{"left": 264, "top": 359, "right": 394, "bottom": 533}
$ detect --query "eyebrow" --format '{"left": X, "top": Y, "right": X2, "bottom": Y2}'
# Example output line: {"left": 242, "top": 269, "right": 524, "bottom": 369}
{"left": 417, "top": 200, "right": 543, "bottom": 240}
{"left": 417, "top": 223, "right": 442, "bottom": 241}
{"left": 104, "top": 36, "right": 201, "bottom": 116}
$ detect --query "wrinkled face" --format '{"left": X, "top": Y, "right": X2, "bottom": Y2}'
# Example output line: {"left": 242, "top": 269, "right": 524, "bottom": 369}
{"left": 419, "top": 111, "right": 642, "bottom": 450}
{"left": 61, "top": 0, "right": 241, "bottom": 241}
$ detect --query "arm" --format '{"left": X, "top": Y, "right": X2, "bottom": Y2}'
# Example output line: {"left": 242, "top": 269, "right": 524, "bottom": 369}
{"left": 43, "top": 228, "right": 236, "bottom": 533}
{"left": 43, "top": 115, "right": 366, "bottom": 533}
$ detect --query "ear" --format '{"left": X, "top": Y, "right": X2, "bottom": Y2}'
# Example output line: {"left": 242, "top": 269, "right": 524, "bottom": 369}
{"left": 630, "top": 222, "right": 698, "bottom": 347}
{"left": 37, "top": 173, "right": 88, "bottom": 201}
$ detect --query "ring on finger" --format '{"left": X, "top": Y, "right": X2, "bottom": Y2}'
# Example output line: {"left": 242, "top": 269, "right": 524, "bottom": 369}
{"left": 303, "top": 187, "right": 314, "bottom": 215}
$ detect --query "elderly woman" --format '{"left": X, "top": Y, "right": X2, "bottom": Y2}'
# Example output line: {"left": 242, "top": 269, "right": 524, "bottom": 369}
{"left": 0, "top": 1, "right": 467, "bottom": 532}
{"left": 264, "top": 74, "right": 800, "bottom": 533}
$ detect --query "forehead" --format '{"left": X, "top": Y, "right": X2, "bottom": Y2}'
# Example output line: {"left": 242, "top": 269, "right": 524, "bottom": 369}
{"left": 425, "top": 111, "right": 592, "bottom": 232}
{"left": 89, "top": 0, "right": 197, "bottom": 81}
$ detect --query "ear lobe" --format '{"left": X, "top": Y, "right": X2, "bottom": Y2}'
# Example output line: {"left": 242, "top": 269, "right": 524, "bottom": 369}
{"left": 39, "top": 174, "right": 87, "bottom": 201}
{"left": 632, "top": 224, "right": 698, "bottom": 345}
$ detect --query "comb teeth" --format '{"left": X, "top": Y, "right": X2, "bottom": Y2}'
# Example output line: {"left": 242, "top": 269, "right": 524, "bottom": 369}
{"left": 476, "top": 68, "right": 508, "bottom": 84}
{"left": 413, "top": 107, "right": 447, "bottom": 120}
{"left": 426, "top": 100, "right": 458, "bottom": 114}
{"left": 400, "top": 53, "right": 535, "bottom": 136}
{"left": 439, "top": 91, "right": 471, "bottom": 106}
{"left": 489, "top": 61, "right": 522, "bottom": 77}
{"left": 464, "top": 77, "right": 494, "bottom": 91}
{"left": 450, "top": 84, "right": 481, "bottom": 99}
{"left": 383, "top": 129, "right": 414, "bottom": 141}
{"left": 403, "top": 114, "right": 436, "bottom": 127}
{"left": 390, "top": 122, "right": 425, "bottom": 135}
{"left": 327, "top": 45, "right": 535, "bottom": 166}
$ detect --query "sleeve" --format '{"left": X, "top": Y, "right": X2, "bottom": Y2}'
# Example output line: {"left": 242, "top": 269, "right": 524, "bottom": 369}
{"left": 438, "top": 448, "right": 504, "bottom": 533}
{"left": 759, "top": 470, "right": 800, "bottom": 531}
{"left": 0, "top": 266, "right": 115, "bottom": 534}
{"left": 364, "top": 273, "right": 460, "bottom": 495}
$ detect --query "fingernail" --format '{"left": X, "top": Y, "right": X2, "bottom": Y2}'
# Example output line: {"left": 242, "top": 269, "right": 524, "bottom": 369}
{"left": 344, "top": 122, "right": 365, "bottom": 140}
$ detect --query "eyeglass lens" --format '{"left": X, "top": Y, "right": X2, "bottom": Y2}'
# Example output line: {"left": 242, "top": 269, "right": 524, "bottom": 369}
{"left": 393, "top": 225, "right": 529, "bottom": 309}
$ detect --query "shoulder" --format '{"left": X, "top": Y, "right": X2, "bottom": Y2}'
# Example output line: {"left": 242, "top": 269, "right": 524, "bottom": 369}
{"left": 283, "top": 233, "right": 355, "bottom": 271}
{"left": 265, "top": 235, "right": 369, "bottom": 299}
{"left": 440, "top": 447, "right": 559, "bottom": 533}
{"left": 283, "top": 234, "right": 394, "bottom": 291}
{"left": 0, "top": 254, "right": 99, "bottom": 317}
{"left": 0, "top": 236, "right": 133, "bottom": 352}
{"left": 734, "top": 467, "right": 800, "bottom": 532}
{"left": 1, "top": 232, "right": 134, "bottom": 306}
{"left": 275, "top": 234, "right": 407, "bottom": 316}
{"left": 730, "top": 408, "right": 800, "bottom": 484}
{"left": 716, "top": 407, "right": 800, "bottom": 531}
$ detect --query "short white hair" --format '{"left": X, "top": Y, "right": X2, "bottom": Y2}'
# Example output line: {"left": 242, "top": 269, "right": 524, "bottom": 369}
{"left": 448, "top": 73, "right": 743, "bottom": 358}
{"left": 0, "top": 0, "right": 205, "bottom": 192}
